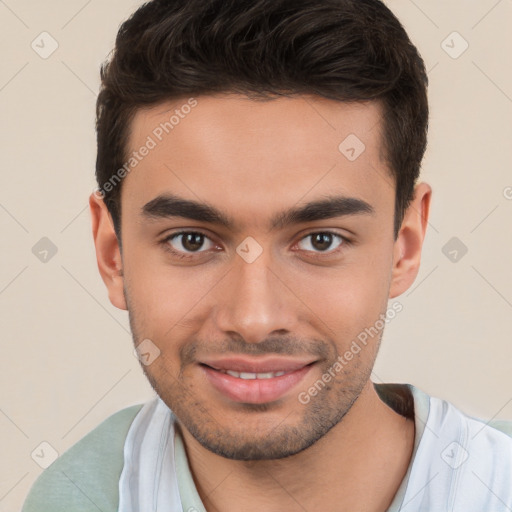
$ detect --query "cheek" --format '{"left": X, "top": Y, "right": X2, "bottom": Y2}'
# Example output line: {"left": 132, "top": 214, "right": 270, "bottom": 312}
{"left": 291, "top": 254, "right": 392, "bottom": 336}
{"left": 123, "top": 246, "right": 217, "bottom": 337}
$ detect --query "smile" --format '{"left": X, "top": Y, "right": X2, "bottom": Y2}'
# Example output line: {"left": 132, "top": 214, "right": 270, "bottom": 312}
{"left": 200, "top": 357, "right": 316, "bottom": 404}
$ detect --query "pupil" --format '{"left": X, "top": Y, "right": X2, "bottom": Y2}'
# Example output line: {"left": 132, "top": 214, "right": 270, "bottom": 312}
{"left": 183, "top": 233, "right": 203, "bottom": 251}
{"left": 312, "top": 233, "right": 332, "bottom": 251}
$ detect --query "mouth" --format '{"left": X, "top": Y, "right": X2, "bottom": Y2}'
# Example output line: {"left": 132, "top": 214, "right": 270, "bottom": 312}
{"left": 199, "top": 357, "right": 317, "bottom": 404}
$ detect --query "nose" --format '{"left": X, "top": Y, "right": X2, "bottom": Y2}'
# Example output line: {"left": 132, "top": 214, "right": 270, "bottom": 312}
{"left": 213, "top": 250, "right": 297, "bottom": 344}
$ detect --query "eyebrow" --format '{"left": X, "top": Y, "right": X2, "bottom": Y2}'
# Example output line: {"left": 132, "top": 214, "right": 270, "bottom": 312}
{"left": 141, "top": 193, "right": 374, "bottom": 231}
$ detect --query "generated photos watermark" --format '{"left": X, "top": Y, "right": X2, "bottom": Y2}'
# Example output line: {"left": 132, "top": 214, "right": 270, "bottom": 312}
{"left": 94, "top": 97, "right": 198, "bottom": 200}
{"left": 298, "top": 301, "right": 403, "bottom": 404}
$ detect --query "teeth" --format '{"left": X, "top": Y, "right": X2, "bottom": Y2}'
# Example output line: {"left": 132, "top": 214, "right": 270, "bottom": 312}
{"left": 255, "top": 372, "right": 273, "bottom": 379}
{"left": 223, "top": 370, "right": 288, "bottom": 379}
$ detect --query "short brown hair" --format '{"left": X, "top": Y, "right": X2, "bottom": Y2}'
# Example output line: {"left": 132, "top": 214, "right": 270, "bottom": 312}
{"left": 96, "top": 0, "right": 428, "bottom": 239}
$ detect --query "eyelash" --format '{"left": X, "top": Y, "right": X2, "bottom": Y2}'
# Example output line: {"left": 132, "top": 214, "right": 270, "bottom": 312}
{"left": 160, "top": 230, "right": 351, "bottom": 261}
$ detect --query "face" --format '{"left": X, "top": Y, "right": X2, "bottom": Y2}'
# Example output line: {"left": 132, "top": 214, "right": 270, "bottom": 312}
{"left": 92, "top": 94, "right": 426, "bottom": 460}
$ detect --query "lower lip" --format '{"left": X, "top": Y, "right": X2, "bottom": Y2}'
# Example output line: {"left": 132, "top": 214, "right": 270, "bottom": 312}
{"left": 201, "top": 364, "right": 313, "bottom": 404}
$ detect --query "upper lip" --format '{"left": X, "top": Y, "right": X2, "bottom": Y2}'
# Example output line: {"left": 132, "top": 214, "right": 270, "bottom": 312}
{"left": 200, "top": 356, "right": 316, "bottom": 374}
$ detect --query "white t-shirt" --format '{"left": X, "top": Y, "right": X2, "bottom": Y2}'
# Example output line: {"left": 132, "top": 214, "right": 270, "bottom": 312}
{"left": 118, "top": 384, "right": 512, "bottom": 511}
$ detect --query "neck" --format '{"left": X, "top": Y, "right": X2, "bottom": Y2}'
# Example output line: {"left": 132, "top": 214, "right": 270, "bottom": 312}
{"left": 179, "top": 381, "right": 415, "bottom": 512}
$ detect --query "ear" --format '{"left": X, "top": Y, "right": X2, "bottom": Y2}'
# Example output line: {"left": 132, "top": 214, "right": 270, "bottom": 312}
{"left": 389, "top": 182, "right": 432, "bottom": 298}
{"left": 89, "top": 192, "right": 127, "bottom": 310}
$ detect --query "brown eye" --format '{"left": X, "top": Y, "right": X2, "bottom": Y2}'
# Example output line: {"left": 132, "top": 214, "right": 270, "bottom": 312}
{"left": 182, "top": 233, "right": 204, "bottom": 251}
{"left": 167, "top": 232, "right": 215, "bottom": 254}
{"left": 312, "top": 233, "right": 333, "bottom": 251}
{"left": 297, "top": 232, "right": 345, "bottom": 253}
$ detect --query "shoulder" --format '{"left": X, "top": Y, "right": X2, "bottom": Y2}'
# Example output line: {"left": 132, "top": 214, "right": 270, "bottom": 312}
{"left": 418, "top": 388, "right": 512, "bottom": 466}
{"left": 487, "top": 418, "right": 512, "bottom": 438}
{"left": 434, "top": 395, "right": 512, "bottom": 446}
{"left": 22, "top": 403, "right": 144, "bottom": 512}
{"left": 407, "top": 384, "right": 512, "bottom": 441}
{"left": 399, "top": 386, "right": 512, "bottom": 509}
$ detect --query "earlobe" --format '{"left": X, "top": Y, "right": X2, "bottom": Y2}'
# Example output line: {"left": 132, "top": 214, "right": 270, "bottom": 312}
{"left": 89, "top": 193, "right": 127, "bottom": 311}
{"left": 389, "top": 182, "right": 432, "bottom": 299}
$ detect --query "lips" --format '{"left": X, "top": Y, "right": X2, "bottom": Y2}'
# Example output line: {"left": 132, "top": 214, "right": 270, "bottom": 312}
{"left": 200, "top": 356, "right": 316, "bottom": 404}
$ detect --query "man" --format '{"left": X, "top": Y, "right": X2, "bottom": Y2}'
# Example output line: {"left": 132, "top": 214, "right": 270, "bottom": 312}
{"left": 23, "top": 0, "right": 512, "bottom": 510}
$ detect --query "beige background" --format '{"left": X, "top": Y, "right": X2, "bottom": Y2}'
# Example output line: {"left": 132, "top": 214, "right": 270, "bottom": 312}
{"left": 1, "top": 0, "right": 511, "bottom": 509}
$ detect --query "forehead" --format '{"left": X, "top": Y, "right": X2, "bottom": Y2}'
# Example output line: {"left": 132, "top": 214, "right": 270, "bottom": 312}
{"left": 122, "top": 94, "right": 393, "bottom": 228}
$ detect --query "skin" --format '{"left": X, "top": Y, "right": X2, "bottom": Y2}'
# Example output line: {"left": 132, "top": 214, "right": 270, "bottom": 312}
{"left": 90, "top": 93, "right": 431, "bottom": 511}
